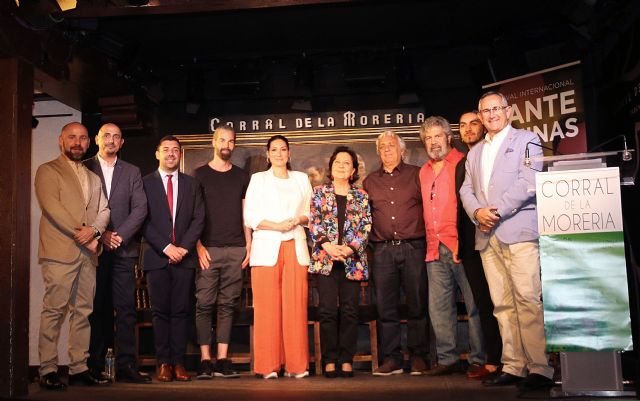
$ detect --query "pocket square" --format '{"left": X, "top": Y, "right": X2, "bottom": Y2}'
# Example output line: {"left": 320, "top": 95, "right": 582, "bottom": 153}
{"left": 504, "top": 148, "right": 514, "bottom": 153}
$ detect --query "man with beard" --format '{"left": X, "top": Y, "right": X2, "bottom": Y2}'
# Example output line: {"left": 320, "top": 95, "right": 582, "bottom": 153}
{"left": 456, "top": 111, "right": 502, "bottom": 380}
{"left": 193, "top": 124, "right": 251, "bottom": 379}
{"left": 418, "top": 116, "right": 484, "bottom": 376}
{"left": 458, "top": 111, "right": 485, "bottom": 150}
{"left": 84, "top": 123, "right": 150, "bottom": 383}
{"left": 35, "top": 122, "right": 110, "bottom": 390}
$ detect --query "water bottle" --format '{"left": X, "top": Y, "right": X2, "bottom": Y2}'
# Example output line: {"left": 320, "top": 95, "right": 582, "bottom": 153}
{"left": 105, "top": 348, "right": 116, "bottom": 382}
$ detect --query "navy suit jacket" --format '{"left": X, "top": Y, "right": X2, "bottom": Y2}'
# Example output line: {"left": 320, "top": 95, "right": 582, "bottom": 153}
{"left": 142, "top": 170, "right": 204, "bottom": 271}
{"left": 84, "top": 156, "right": 148, "bottom": 258}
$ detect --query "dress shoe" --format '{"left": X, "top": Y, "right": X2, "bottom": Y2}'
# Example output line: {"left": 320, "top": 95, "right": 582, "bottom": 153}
{"left": 117, "top": 364, "right": 152, "bottom": 384}
{"left": 323, "top": 363, "right": 338, "bottom": 378}
{"left": 467, "top": 363, "right": 500, "bottom": 380}
{"left": 517, "top": 373, "right": 554, "bottom": 392}
{"left": 39, "top": 372, "right": 67, "bottom": 391}
{"left": 68, "top": 370, "right": 111, "bottom": 386}
{"left": 156, "top": 363, "right": 174, "bottom": 382}
{"left": 341, "top": 363, "right": 354, "bottom": 378}
{"left": 174, "top": 364, "right": 191, "bottom": 381}
{"left": 483, "top": 372, "right": 523, "bottom": 387}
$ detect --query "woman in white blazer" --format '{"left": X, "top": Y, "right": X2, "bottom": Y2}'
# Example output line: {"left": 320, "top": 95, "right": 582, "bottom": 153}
{"left": 244, "top": 134, "right": 312, "bottom": 379}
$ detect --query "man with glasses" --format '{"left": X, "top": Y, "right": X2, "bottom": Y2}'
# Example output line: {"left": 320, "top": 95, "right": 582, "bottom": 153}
{"left": 418, "top": 116, "right": 483, "bottom": 377}
{"left": 85, "top": 123, "right": 150, "bottom": 383}
{"left": 460, "top": 91, "right": 554, "bottom": 392}
{"left": 457, "top": 111, "right": 502, "bottom": 380}
{"left": 363, "top": 130, "right": 429, "bottom": 376}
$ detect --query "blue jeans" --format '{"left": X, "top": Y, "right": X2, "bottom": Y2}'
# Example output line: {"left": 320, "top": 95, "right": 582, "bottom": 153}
{"left": 427, "top": 243, "right": 484, "bottom": 366}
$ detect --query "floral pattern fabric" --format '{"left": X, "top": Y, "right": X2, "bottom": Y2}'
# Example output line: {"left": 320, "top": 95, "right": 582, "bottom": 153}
{"left": 308, "top": 184, "right": 372, "bottom": 280}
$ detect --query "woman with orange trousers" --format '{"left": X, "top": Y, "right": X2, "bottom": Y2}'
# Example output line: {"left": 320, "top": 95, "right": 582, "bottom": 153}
{"left": 244, "top": 134, "right": 313, "bottom": 379}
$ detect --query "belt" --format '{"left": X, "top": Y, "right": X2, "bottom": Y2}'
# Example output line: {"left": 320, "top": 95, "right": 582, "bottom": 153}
{"left": 373, "top": 238, "right": 425, "bottom": 246}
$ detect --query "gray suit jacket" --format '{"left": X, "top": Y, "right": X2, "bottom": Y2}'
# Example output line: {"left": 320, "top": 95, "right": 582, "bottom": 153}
{"left": 84, "top": 156, "right": 147, "bottom": 258}
{"left": 35, "top": 155, "right": 110, "bottom": 266}
{"left": 459, "top": 126, "right": 542, "bottom": 250}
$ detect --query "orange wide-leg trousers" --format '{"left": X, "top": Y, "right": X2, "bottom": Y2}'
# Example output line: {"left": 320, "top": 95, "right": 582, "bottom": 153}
{"left": 252, "top": 240, "right": 309, "bottom": 375}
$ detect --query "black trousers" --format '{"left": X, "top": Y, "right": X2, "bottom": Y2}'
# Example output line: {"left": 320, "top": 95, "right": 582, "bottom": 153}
{"left": 317, "top": 264, "right": 361, "bottom": 365}
{"left": 146, "top": 265, "right": 194, "bottom": 365}
{"left": 372, "top": 240, "right": 429, "bottom": 365}
{"left": 462, "top": 250, "right": 503, "bottom": 366}
{"left": 88, "top": 253, "right": 138, "bottom": 371}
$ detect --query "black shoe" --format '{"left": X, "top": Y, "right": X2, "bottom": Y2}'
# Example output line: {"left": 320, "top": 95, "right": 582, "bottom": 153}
{"left": 68, "top": 370, "right": 110, "bottom": 386}
{"left": 483, "top": 372, "right": 523, "bottom": 387}
{"left": 39, "top": 372, "right": 67, "bottom": 391}
{"left": 517, "top": 373, "right": 554, "bottom": 392}
{"left": 323, "top": 364, "right": 338, "bottom": 379}
{"left": 197, "top": 360, "right": 213, "bottom": 380}
{"left": 214, "top": 358, "right": 240, "bottom": 378}
{"left": 117, "top": 364, "right": 152, "bottom": 384}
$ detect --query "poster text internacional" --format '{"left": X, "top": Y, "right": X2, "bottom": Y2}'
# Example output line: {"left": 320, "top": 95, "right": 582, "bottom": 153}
{"left": 484, "top": 61, "right": 586, "bottom": 155}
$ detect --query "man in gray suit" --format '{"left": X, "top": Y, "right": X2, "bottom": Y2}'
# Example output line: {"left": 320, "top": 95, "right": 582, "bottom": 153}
{"left": 459, "top": 91, "right": 554, "bottom": 392}
{"left": 85, "top": 123, "right": 149, "bottom": 383}
{"left": 36, "top": 122, "right": 110, "bottom": 390}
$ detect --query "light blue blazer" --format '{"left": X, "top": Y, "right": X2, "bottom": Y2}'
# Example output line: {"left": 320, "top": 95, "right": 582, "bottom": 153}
{"left": 459, "top": 126, "right": 542, "bottom": 250}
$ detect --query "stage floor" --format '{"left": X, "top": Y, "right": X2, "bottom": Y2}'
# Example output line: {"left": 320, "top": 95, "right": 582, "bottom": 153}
{"left": 15, "top": 371, "right": 635, "bottom": 401}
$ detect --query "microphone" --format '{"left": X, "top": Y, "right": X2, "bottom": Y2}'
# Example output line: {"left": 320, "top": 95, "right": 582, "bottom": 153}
{"left": 589, "top": 134, "right": 633, "bottom": 161}
{"left": 523, "top": 141, "right": 557, "bottom": 168}
{"left": 622, "top": 136, "right": 632, "bottom": 162}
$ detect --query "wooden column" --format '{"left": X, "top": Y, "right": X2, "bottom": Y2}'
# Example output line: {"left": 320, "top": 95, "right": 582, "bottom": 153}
{"left": 0, "top": 57, "right": 33, "bottom": 397}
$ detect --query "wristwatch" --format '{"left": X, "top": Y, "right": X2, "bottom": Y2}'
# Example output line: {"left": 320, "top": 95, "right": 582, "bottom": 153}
{"left": 92, "top": 226, "right": 101, "bottom": 239}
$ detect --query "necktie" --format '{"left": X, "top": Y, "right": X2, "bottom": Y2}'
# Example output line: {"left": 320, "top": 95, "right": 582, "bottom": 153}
{"left": 167, "top": 174, "right": 175, "bottom": 243}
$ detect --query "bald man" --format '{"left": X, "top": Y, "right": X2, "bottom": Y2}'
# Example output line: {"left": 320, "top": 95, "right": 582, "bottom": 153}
{"left": 84, "top": 123, "right": 149, "bottom": 383}
{"left": 36, "top": 122, "right": 110, "bottom": 390}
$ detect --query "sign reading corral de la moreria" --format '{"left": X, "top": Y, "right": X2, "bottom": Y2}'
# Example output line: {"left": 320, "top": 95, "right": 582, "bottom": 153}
{"left": 209, "top": 109, "right": 426, "bottom": 133}
{"left": 536, "top": 168, "right": 623, "bottom": 235}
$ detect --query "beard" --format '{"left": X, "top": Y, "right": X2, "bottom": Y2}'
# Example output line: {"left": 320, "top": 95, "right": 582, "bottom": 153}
{"left": 217, "top": 148, "right": 232, "bottom": 161}
{"left": 427, "top": 145, "right": 448, "bottom": 161}
{"left": 65, "top": 146, "right": 86, "bottom": 161}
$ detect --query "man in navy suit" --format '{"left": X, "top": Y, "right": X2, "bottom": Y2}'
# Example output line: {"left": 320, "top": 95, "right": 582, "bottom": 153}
{"left": 85, "top": 123, "right": 149, "bottom": 383}
{"left": 460, "top": 91, "right": 554, "bottom": 392}
{"left": 142, "top": 135, "right": 204, "bottom": 382}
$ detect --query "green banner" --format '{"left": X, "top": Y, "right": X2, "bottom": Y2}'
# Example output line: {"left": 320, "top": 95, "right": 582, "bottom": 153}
{"left": 540, "top": 232, "right": 632, "bottom": 352}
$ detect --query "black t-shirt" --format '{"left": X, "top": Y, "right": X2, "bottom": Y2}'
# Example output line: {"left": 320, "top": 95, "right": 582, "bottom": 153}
{"left": 194, "top": 164, "right": 249, "bottom": 247}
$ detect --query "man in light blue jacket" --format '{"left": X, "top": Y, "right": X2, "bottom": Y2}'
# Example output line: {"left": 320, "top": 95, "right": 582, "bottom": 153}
{"left": 459, "top": 91, "right": 554, "bottom": 392}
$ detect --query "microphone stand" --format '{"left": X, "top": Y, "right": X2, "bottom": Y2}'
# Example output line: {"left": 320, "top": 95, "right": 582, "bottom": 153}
{"left": 524, "top": 141, "right": 560, "bottom": 171}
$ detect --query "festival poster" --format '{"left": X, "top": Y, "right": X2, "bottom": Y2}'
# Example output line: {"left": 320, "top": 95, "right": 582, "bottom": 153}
{"left": 484, "top": 61, "right": 587, "bottom": 155}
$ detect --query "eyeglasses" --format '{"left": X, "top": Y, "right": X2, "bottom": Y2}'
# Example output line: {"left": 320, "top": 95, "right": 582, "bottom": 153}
{"left": 479, "top": 105, "right": 509, "bottom": 115}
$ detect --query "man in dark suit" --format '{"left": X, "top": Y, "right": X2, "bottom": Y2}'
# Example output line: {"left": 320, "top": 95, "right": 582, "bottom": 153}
{"left": 84, "top": 123, "right": 149, "bottom": 383}
{"left": 142, "top": 135, "right": 205, "bottom": 382}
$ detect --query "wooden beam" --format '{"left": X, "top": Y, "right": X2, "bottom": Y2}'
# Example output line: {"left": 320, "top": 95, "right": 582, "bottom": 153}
{"left": 66, "top": 0, "right": 359, "bottom": 18}
{"left": 0, "top": 57, "right": 32, "bottom": 399}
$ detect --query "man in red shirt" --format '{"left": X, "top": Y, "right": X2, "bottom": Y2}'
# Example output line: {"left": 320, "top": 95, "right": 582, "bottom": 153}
{"left": 419, "top": 116, "right": 484, "bottom": 376}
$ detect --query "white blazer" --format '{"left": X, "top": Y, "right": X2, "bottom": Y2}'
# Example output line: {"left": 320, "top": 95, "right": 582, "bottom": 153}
{"left": 244, "top": 168, "right": 312, "bottom": 267}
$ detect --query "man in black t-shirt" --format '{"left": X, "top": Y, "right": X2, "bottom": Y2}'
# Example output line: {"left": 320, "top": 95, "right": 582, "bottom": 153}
{"left": 193, "top": 124, "right": 251, "bottom": 379}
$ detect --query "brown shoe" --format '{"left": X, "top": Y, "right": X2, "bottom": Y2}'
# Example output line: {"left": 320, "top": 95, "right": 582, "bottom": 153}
{"left": 467, "top": 363, "right": 500, "bottom": 380}
{"left": 410, "top": 357, "right": 427, "bottom": 376}
{"left": 174, "top": 364, "right": 191, "bottom": 381}
{"left": 156, "top": 364, "right": 173, "bottom": 382}
{"left": 372, "top": 359, "right": 403, "bottom": 376}
{"left": 425, "top": 362, "right": 463, "bottom": 376}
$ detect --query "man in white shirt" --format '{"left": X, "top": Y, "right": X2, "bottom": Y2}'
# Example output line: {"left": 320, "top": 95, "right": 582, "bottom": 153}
{"left": 459, "top": 91, "right": 554, "bottom": 392}
{"left": 84, "top": 123, "right": 149, "bottom": 383}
